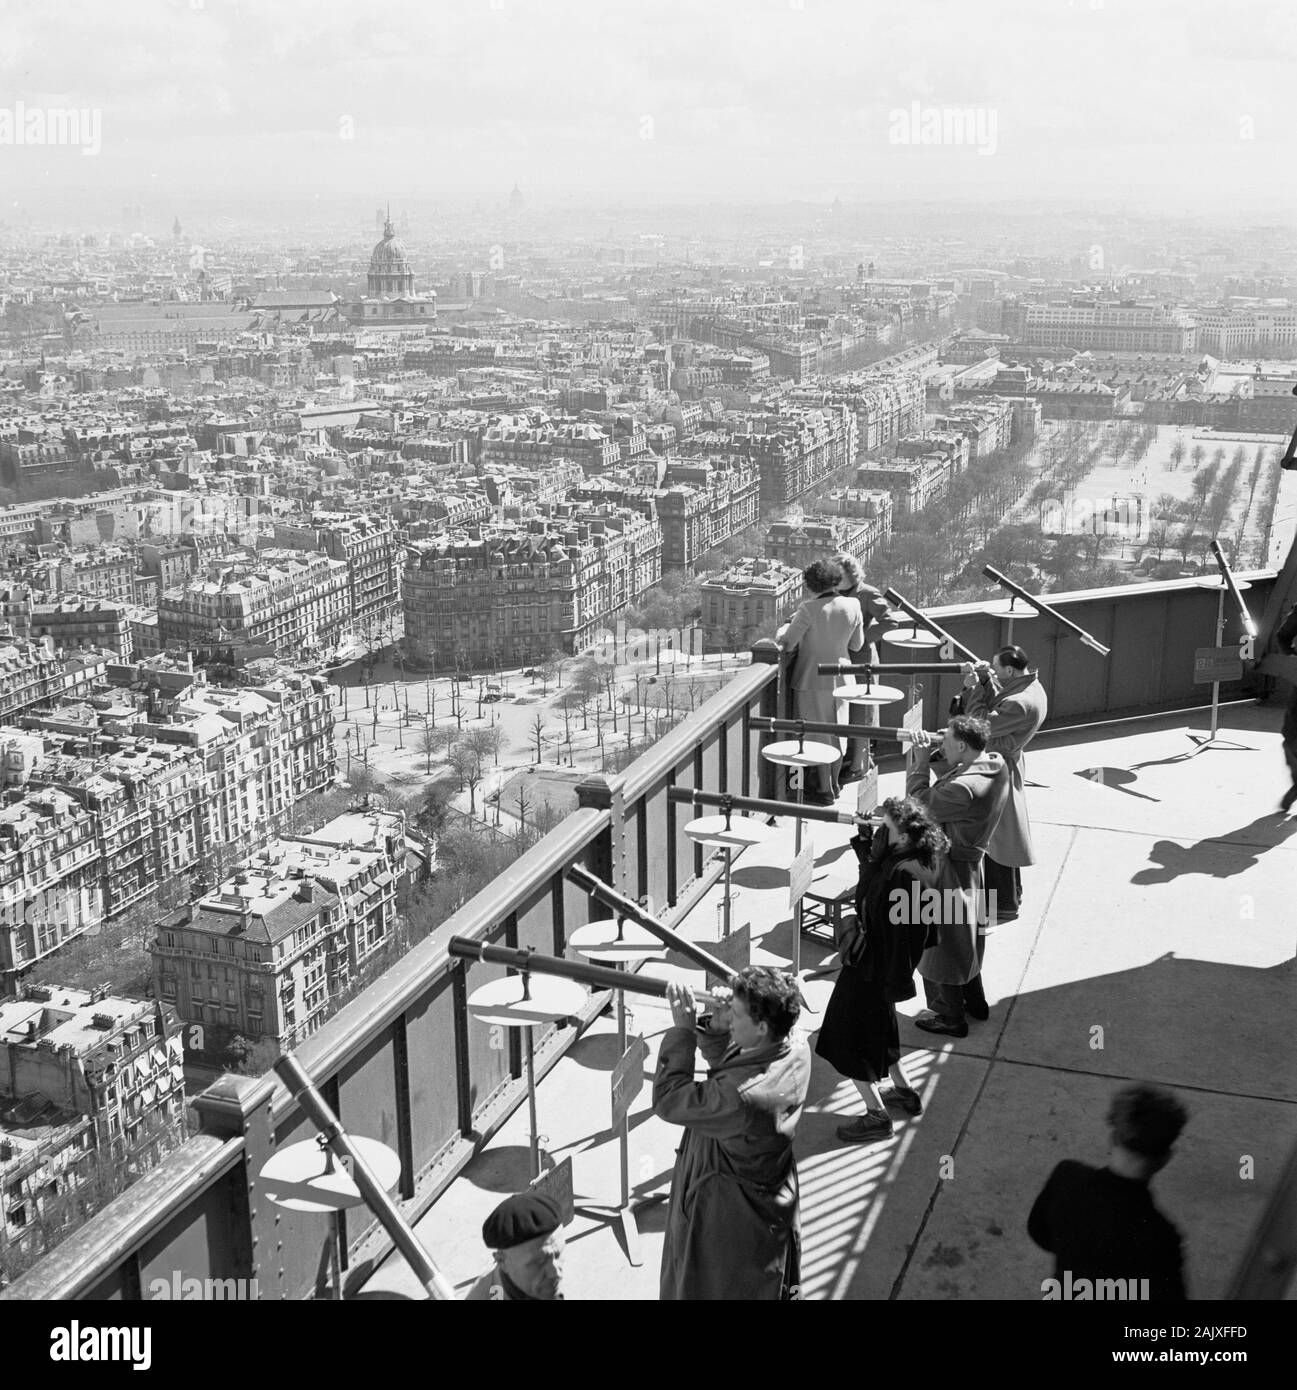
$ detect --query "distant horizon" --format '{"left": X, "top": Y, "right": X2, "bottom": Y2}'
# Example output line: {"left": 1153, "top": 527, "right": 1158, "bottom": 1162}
{"left": 3, "top": 0, "right": 1296, "bottom": 221}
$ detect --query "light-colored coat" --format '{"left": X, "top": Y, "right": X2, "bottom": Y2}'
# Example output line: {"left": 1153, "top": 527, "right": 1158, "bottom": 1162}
{"left": 907, "top": 749, "right": 1010, "bottom": 983}
{"left": 963, "top": 670, "right": 1048, "bottom": 867}
{"left": 778, "top": 594, "right": 865, "bottom": 787}
{"left": 780, "top": 593, "right": 866, "bottom": 690}
{"left": 653, "top": 1023, "right": 811, "bottom": 1301}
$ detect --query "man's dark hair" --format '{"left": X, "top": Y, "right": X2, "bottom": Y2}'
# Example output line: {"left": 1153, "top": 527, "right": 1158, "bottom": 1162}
{"left": 995, "top": 644, "right": 1029, "bottom": 671}
{"left": 803, "top": 559, "right": 844, "bottom": 595}
{"left": 947, "top": 713, "right": 990, "bottom": 752}
{"left": 731, "top": 965, "right": 801, "bottom": 1040}
{"left": 1107, "top": 1084, "right": 1188, "bottom": 1160}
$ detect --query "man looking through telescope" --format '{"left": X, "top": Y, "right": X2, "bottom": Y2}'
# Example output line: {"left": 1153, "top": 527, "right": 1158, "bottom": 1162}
{"left": 958, "top": 646, "right": 1048, "bottom": 921}
{"left": 653, "top": 967, "right": 811, "bottom": 1300}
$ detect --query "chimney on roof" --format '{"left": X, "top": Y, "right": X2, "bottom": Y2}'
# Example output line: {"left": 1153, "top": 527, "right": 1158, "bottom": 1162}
{"left": 296, "top": 881, "right": 314, "bottom": 904}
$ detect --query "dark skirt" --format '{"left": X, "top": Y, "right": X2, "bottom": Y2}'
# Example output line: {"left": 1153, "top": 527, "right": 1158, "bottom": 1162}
{"left": 814, "top": 966, "right": 900, "bottom": 1083}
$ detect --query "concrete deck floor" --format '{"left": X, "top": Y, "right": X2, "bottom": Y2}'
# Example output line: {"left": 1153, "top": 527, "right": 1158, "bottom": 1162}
{"left": 359, "top": 702, "right": 1297, "bottom": 1300}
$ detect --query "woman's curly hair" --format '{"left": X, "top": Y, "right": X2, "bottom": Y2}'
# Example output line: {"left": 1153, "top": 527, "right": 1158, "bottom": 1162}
{"left": 877, "top": 795, "right": 948, "bottom": 869}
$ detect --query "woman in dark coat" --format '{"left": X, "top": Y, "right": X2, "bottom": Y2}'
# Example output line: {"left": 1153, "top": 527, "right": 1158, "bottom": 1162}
{"left": 815, "top": 796, "right": 948, "bottom": 1143}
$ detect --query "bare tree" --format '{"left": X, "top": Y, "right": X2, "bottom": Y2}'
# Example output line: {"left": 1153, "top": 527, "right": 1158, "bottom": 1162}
{"left": 465, "top": 725, "right": 501, "bottom": 770}
{"left": 447, "top": 745, "right": 484, "bottom": 815}
{"left": 530, "top": 710, "right": 546, "bottom": 765}
{"left": 512, "top": 785, "right": 532, "bottom": 836}
{"left": 416, "top": 726, "right": 439, "bottom": 774}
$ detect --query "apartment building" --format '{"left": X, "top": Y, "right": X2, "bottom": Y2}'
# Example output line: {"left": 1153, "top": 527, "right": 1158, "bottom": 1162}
{"left": 827, "top": 486, "right": 895, "bottom": 544}
{"left": 653, "top": 459, "right": 760, "bottom": 572}
{"left": 1022, "top": 303, "right": 1195, "bottom": 353}
{"left": 157, "top": 550, "right": 350, "bottom": 658}
{"left": 852, "top": 457, "right": 953, "bottom": 516}
{"left": 765, "top": 514, "right": 892, "bottom": 573}
{"left": 60, "top": 551, "right": 135, "bottom": 606}
{"left": 0, "top": 669, "right": 336, "bottom": 994}
{"left": 153, "top": 867, "right": 348, "bottom": 1066}
{"left": 700, "top": 558, "right": 802, "bottom": 651}
{"left": 403, "top": 509, "right": 663, "bottom": 668}
{"left": 0, "top": 637, "right": 108, "bottom": 725}
{"left": 30, "top": 598, "right": 133, "bottom": 661}
{"left": 786, "top": 371, "right": 925, "bottom": 456}
{"left": 932, "top": 396, "right": 1017, "bottom": 460}
{"left": 271, "top": 513, "right": 400, "bottom": 631}
{"left": 138, "top": 543, "right": 198, "bottom": 594}
{"left": 733, "top": 404, "right": 858, "bottom": 506}
{"left": 0, "top": 789, "right": 104, "bottom": 988}
{"left": 1, "top": 986, "right": 185, "bottom": 1264}
{"left": 479, "top": 415, "right": 620, "bottom": 473}
{"left": 1194, "top": 305, "right": 1297, "bottom": 356}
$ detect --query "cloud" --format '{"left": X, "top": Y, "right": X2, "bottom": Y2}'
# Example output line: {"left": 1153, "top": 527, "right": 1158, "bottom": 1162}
{"left": 1, "top": 0, "right": 1292, "bottom": 206}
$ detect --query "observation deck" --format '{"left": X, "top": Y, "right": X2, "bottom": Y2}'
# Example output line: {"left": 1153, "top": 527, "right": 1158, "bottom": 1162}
{"left": 6, "top": 562, "right": 1296, "bottom": 1302}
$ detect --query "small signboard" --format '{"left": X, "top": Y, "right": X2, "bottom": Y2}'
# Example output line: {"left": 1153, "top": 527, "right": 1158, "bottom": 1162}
{"left": 708, "top": 922, "right": 751, "bottom": 974}
{"left": 788, "top": 838, "right": 816, "bottom": 910}
{"left": 528, "top": 1154, "right": 575, "bottom": 1226}
{"left": 855, "top": 765, "right": 879, "bottom": 816}
{"left": 610, "top": 1036, "right": 649, "bottom": 1127}
{"left": 1194, "top": 646, "right": 1243, "bottom": 685}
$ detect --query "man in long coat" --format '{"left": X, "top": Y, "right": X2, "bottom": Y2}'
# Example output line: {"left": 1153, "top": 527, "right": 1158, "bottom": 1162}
{"left": 904, "top": 714, "right": 1010, "bottom": 1037}
{"left": 1274, "top": 599, "right": 1297, "bottom": 813}
{"left": 777, "top": 559, "right": 865, "bottom": 803}
{"left": 960, "top": 646, "right": 1048, "bottom": 920}
{"left": 653, "top": 967, "right": 811, "bottom": 1301}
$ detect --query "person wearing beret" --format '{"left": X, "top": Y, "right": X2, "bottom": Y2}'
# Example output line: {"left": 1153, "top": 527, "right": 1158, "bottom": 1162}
{"left": 463, "top": 1190, "right": 566, "bottom": 1301}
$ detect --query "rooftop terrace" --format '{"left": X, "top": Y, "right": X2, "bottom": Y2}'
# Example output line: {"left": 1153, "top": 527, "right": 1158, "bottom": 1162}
{"left": 4, "top": 559, "right": 1296, "bottom": 1301}
{"left": 360, "top": 704, "right": 1296, "bottom": 1301}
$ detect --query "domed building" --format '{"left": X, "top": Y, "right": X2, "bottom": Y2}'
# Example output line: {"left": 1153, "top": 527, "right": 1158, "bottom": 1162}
{"left": 348, "top": 211, "right": 436, "bottom": 328}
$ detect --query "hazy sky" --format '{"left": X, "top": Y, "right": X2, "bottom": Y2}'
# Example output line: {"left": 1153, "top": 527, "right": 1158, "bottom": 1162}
{"left": 3, "top": 0, "right": 1296, "bottom": 214}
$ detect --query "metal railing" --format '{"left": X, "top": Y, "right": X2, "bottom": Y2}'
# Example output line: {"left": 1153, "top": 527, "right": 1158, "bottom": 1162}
{"left": 3, "top": 565, "right": 1290, "bottom": 1300}
{"left": 2, "top": 645, "right": 781, "bottom": 1300}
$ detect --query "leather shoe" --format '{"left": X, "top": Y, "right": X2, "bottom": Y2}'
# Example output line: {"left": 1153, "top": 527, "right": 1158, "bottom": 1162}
{"left": 914, "top": 1014, "right": 968, "bottom": 1038}
{"left": 885, "top": 1085, "right": 923, "bottom": 1116}
{"left": 837, "top": 1112, "right": 894, "bottom": 1143}
{"left": 1281, "top": 786, "right": 1297, "bottom": 814}
{"left": 965, "top": 1000, "right": 990, "bottom": 1022}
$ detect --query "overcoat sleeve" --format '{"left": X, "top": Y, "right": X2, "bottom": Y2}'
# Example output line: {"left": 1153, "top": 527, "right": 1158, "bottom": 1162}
{"left": 965, "top": 688, "right": 1037, "bottom": 758}
{"left": 847, "top": 599, "right": 866, "bottom": 656}
{"left": 1276, "top": 602, "right": 1297, "bottom": 654}
{"left": 779, "top": 600, "right": 813, "bottom": 656}
{"left": 861, "top": 585, "right": 891, "bottom": 627}
{"left": 905, "top": 749, "right": 934, "bottom": 801}
{"left": 909, "top": 763, "right": 977, "bottom": 825}
{"left": 652, "top": 1026, "right": 748, "bottom": 1137}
